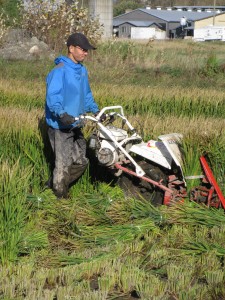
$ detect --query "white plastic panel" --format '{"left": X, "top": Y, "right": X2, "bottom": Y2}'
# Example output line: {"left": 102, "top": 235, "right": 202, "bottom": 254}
{"left": 99, "top": 126, "right": 128, "bottom": 142}
{"left": 130, "top": 141, "right": 173, "bottom": 169}
{"left": 158, "top": 133, "right": 183, "bottom": 168}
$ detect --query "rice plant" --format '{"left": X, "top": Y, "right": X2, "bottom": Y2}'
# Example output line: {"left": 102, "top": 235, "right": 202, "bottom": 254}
{"left": 165, "top": 201, "right": 225, "bottom": 228}
{"left": 1, "top": 40, "right": 225, "bottom": 298}
{"left": 0, "top": 160, "right": 31, "bottom": 263}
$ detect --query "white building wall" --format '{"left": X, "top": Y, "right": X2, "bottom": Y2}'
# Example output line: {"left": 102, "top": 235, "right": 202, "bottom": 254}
{"left": 131, "top": 27, "right": 156, "bottom": 39}
{"left": 195, "top": 14, "right": 225, "bottom": 29}
{"left": 155, "top": 30, "right": 166, "bottom": 39}
{"left": 131, "top": 27, "right": 166, "bottom": 40}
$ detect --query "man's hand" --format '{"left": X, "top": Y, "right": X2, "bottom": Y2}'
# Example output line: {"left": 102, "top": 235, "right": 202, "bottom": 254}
{"left": 100, "top": 113, "right": 107, "bottom": 122}
{"left": 59, "top": 113, "right": 75, "bottom": 126}
{"left": 94, "top": 111, "right": 107, "bottom": 122}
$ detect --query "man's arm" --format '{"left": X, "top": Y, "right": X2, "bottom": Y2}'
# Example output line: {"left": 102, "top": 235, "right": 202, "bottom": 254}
{"left": 46, "top": 68, "right": 66, "bottom": 117}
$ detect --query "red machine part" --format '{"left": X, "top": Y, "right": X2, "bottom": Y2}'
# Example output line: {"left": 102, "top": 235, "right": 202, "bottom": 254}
{"left": 114, "top": 163, "right": 187, "bottom": 205}
{"left": 162, "top": 155, "right": 225, "bottom": 208}
{"left": 115, "top": 156, "right": 225, "bottom": 209}
{"left": 199, "top": 156, "right": 225, "bottom": 209}
{"left": 163, "top": 175, "right": 187, "bottom": 205}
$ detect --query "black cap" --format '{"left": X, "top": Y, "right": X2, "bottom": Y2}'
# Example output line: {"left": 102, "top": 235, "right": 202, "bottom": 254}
{"left": 66, "top": 32, "right": 96, "bottom": 50}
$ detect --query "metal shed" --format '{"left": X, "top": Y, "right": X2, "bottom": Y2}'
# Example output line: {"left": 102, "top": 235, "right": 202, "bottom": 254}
{"left": 113, "top": 8, "right": 225, "bottom": 39}
{"left": 114, "top": 20, "right": 163, "bottom": 39}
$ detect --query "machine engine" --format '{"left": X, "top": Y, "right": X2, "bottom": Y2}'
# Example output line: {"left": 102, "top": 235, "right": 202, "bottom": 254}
{"left": 89, "top": 126, "right": 129, "bottom": 167}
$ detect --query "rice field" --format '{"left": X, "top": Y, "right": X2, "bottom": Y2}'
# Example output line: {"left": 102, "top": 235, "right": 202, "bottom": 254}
{"left": 0, "top": 39, "right": 225, "bottom": 299}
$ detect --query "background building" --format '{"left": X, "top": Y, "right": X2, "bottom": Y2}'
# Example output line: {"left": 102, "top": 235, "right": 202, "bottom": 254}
{"left": 113, "top": 8, "right": 225, "bottom": 40}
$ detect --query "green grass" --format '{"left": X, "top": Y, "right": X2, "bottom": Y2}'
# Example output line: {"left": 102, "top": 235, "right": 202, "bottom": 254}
{"left": 1, "top": 39, "right": 225, "bottom": 299}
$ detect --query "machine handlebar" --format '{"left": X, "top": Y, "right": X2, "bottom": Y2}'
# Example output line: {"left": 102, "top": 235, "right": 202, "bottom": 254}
{"left": 73, "top": 105, "right": 136, "bottom": 133}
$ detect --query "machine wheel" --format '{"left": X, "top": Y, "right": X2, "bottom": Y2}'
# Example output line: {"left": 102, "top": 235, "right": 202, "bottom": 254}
{"left": 117, "top": 161, "right": 168, "bottom": 206}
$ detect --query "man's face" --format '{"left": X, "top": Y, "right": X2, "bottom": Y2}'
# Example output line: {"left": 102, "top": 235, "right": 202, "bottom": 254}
{"left": 68, "top": 45, "right": 88, "bottom": 63}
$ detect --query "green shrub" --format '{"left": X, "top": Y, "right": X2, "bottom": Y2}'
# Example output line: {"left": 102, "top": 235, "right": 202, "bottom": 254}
{"left": 199, "top": 53, "right": 221, "bottom": 77}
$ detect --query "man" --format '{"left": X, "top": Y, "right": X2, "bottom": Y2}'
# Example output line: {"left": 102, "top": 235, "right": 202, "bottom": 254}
{"left": 45, "top": 32, "right": 101, "bottom": 199}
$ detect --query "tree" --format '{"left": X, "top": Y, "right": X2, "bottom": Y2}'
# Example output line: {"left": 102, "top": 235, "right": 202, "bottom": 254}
{"left": 0, "top": 0, "right": 20, "bottom": 24}
{"left": 113, "top": 0, "right": 144, "bottom": 16}
{"left": 19, "top": 0, "right": 103, "bottom": 52}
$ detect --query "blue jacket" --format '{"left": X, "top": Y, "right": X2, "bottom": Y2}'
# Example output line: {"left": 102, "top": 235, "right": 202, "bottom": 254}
{"left": 45, "top": 55, "right": 99, "bottom": 129}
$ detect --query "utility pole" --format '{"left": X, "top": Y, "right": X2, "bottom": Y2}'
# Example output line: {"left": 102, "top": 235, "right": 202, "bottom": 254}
{"left": 213, "top": 0, "right": 216, "bottom": 26}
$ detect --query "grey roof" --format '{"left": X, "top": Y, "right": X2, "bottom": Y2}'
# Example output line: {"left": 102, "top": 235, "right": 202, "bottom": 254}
{"left": 173, "top": 6, "right": 225, "bottom": 9}
{"left": 138, "top": 8, "right": 216, "bottom": 22}
{"left": 113, "top": 20, "right": 157, "bottom": 27}
{"left": 113, "top": 8, "right": 223, "bottom": 23}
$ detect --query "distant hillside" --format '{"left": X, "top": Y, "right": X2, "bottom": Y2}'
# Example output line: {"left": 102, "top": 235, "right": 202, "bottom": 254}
{"left": 137, "top": 1, "right": 225, "bottom": 7}
{"left": 113, "top": 0, "right": 225, "bottom": 9}
{"left": 113, "top": 1, "right": 225, "bottom": 17}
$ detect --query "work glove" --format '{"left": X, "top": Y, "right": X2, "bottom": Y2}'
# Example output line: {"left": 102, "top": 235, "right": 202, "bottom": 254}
{"left": 94, "top": 111, "right": 107, "bottom": 122}
{"left": 59, "top": 113, "right": 75, "bottom": 126}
